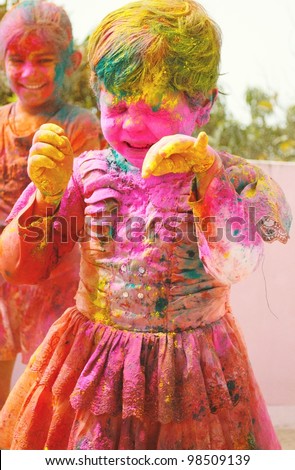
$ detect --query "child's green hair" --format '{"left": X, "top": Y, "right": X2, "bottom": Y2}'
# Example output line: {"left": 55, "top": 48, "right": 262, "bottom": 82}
{"left": 88, "top": 0, "right": 222, "bottom": 103}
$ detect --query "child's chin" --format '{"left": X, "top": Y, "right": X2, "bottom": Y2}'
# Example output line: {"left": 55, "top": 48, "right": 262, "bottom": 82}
{"left": 124, "top": 155, "right": 144, "bottom": 169}
{"left": 119, "top": 148, "right": 145, "bottom": 168}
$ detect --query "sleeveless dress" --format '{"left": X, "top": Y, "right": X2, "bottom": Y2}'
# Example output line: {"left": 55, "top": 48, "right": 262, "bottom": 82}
{"left": 0, "top": 103, "right": 102, "bottom": 362}
{"left": 0, "top": 148, "right": 291, "bottom": 449}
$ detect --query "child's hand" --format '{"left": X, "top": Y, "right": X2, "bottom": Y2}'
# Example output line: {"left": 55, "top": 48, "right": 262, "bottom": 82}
{"left": 28, "top": 123, "right": 73, "bottom": 204}
{"left": 142, "top": 132, "right": 217, "bottom": 178}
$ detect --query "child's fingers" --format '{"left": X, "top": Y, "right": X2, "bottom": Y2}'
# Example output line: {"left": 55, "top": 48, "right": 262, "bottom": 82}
{"left": 37, "top": 124, "right": 72, "bottom": 153}
{"left": 28, "top": 155, "right": 56, "bottom": 176}
{"left": 157, "top": 135, "right": 196, "bottom": 157}
{"left": 142, "top": 136, "right": 196, "bottom": 178}
{"left": 142, "top": 149, "right": 165, "bottom": 178}
{"left": 192, "top": 131, "right": 208, "bottom": 156}
{"left": 33, "top": 126, "right": 67, "bottom": 151}
{"left": 170, "top": 154, "right": 192, "bottom": 172}
{"left": 191, "top": 132, "right": 216, "bottom": 173}
{"left": 30, "top": 142, "right": 66, "bottom": 162}
{"left": 39, "top": 123, "right": 66, "bottom": 136}
{"left": 151, "top": 154, "right": 191, "bottom": 176}
{"left": 59, "top": 135, "right": 73, "bottom": 155}
{"left": 142, "top": 140, "right": 178, "bottom": 177}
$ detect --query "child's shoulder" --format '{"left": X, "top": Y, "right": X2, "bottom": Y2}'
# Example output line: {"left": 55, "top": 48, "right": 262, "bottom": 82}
{"left": 219, "top": 150, "right": 265, "bottom": 178}
{"left": 217, "top": 150, "right": 276, "bottom": 195}
{"left": 0, "top": 102, "right": 13, "bottom": 121}
{"left": 218, "top": 150, "right": 254, "bottom": 170}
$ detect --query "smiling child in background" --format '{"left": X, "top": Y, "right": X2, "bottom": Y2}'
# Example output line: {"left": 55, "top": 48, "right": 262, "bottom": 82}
{"left": 0, "top": 0, "right": 103, "bottom": 408}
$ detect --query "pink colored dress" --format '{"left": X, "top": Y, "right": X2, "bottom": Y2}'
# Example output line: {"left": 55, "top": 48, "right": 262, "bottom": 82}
{"left": 0, "top": 103, "right": 102, "bottom": 362}
{"left": 0, "top": 148, "right": 291, "bottom": 449}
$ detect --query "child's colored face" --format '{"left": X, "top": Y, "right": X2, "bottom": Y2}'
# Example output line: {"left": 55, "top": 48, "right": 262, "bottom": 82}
{"left": 99, "top": 87, "right": 201, "bottom": 168}
{"left": 4, "top": 33, "right": 66, "bottom": 109}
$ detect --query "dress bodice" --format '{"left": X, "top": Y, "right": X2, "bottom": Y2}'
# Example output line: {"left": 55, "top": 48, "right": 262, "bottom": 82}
{"left": 74, "top": 150, "right": 229, "bottom": 331}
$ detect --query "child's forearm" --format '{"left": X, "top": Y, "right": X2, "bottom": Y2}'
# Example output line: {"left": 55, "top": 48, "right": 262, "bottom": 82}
{"left": 194, "top": 153, "right": 223, "bottom": 199}
{"left": 0, "top": 186, "right": 82, "bottom": 285}
{"left": 0, "top": 206, "right": 56, "bottom": 285}
{"left": 34, "top": 189, "right": 63, "bottom": 217}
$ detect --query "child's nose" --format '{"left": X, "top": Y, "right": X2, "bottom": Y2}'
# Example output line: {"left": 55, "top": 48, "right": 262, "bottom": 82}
{"left": 21, "top": 61, "right": 37, "bottom": 78}
{"left": 122, "top": 110, "right": 145, "bottom": 131}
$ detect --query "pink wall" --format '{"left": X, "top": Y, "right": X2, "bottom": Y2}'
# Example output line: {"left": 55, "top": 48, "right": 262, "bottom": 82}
{"left": 231, "top": 160, "right": 295, "bottom": 406}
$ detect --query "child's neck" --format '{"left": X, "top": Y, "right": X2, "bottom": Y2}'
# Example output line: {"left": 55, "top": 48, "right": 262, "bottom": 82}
{"left": 10, "top": 99, "right": 65, "bottom": 136}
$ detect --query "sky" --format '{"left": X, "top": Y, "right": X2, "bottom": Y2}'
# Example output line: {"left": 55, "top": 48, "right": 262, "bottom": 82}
{"left": 53, "top": 0, "right": 295, "bottom": 124}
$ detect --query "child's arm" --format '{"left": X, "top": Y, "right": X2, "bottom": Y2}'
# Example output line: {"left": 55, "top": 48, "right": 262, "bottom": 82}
{"left": 142, "top": 132, "right": 292, "bottom": 285}
{"left": 0, "top": 123, "right": 84, "bottom": 285}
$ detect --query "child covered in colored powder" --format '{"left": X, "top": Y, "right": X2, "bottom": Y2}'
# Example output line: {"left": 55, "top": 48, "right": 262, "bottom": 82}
{"left": 0, "top": 0, "right": 103, "bottom": 408}
{"left": 0, "top": 0, "right": 292, "bottom": 450}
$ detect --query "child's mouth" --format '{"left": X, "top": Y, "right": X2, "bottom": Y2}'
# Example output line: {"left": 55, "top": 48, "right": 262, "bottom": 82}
{"left": 125, "top": 142, "right": 152, "bottom": 150}
{"left": 21, "top": 83, "right": 47, "bottom": 90}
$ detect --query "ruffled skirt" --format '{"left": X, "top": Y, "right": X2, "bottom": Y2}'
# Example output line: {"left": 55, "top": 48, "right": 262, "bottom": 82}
{"left": 0, "top": 307, "right": 280, "bottom": 450}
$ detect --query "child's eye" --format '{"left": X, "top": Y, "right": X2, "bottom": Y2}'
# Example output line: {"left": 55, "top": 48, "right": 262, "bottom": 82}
{"left": 9, "top": 57, "right": 24, "bottom": 64}
{"left": 38, "top": 58, "right": 55, "bottom": 64}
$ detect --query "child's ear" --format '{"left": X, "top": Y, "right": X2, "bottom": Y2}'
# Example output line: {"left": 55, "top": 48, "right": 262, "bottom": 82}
{"left": 208, "top": 88, "right": 218, "bottom": 105}
{"left": 66, "top": 50, "right": 82, "bottom": 76}
{"left": 195, "top": 88, "right": 218, "bottom": 127}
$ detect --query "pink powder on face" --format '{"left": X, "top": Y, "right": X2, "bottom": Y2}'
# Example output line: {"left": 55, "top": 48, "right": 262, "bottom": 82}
{"left": 5, "top": 33, "right": 67, "bottom": 109}
{"left": 99, "top": 88, "right": 203, "bottom": 168}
